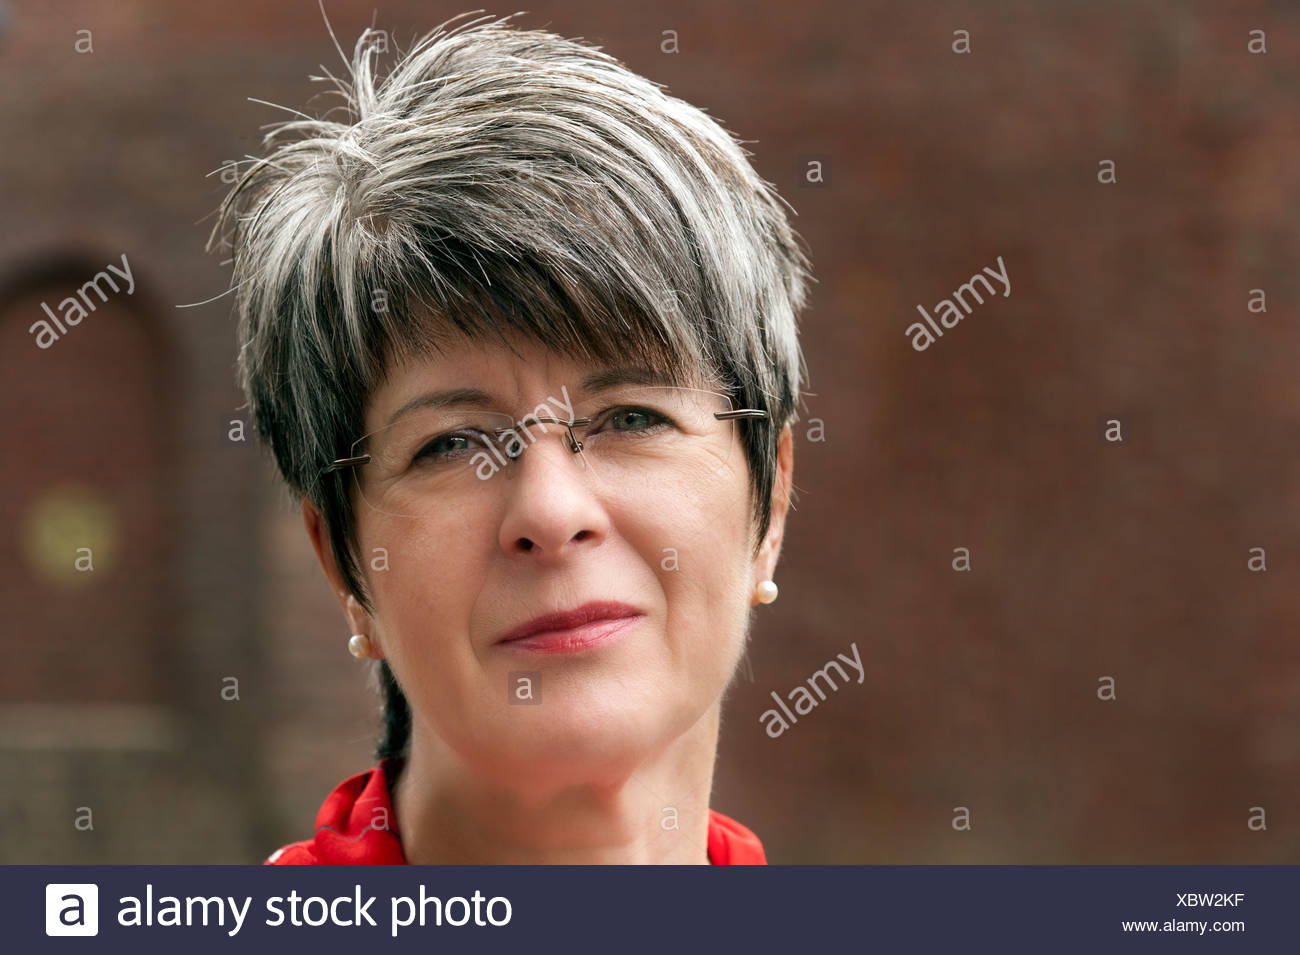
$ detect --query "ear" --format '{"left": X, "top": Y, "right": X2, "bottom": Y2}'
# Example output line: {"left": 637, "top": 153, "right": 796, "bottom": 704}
{"left": 302, "top": 497, "right": 382, "bottom": 657}
{"left": 750, "top": 423, "right": 794, "bottom": 604}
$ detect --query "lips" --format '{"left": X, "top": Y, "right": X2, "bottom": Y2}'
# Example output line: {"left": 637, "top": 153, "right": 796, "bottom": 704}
{"left": 496, "top": 601, "right": 643, "bottom": 646}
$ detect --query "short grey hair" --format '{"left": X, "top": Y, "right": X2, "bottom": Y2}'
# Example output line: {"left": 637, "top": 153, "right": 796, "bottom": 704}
{"left": 208, "top": 13, "right": 813, "bottom": 761}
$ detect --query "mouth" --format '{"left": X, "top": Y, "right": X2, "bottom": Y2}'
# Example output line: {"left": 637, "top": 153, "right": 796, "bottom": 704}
{"left": 495, "top": 601, "right": 644, "bottom": 654}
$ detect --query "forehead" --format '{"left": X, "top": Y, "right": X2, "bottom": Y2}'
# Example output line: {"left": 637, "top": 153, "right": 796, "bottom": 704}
{"left": 388, "top": 335, "right": 573, "bottom": 387}
{"left": 366, "top": 334, "right": 701, "bottom": 432}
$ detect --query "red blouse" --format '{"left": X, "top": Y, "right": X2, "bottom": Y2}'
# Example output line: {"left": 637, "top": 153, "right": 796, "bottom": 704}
{"left": 264, "top": 758, "right": 766, "bottom": 865}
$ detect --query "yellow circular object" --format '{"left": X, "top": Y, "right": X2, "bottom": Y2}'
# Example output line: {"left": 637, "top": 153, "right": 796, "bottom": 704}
{"left": 21, "top": 483, "right": 118, "bottom": 585}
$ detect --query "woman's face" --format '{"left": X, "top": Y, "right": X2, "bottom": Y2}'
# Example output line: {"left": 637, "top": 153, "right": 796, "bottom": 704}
{"left": 317, "top": 333, "right": 790, "bottom": 789}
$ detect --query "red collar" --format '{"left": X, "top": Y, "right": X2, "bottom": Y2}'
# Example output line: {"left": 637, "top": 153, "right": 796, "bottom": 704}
{"left": 265, "top": 758, "right": 766, "bottom": 865}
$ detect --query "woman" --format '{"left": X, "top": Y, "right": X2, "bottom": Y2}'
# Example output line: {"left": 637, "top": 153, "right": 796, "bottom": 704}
{"left": 211, "top": 13, "right": 812, "bottom": 864}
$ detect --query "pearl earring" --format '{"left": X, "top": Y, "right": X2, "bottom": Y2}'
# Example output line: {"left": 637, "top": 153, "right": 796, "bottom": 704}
{"left": 755, "top": 580, "right": 778, "bottom": 604}
{"left": 348, "top": 634, "right": 372, "bottom": 658}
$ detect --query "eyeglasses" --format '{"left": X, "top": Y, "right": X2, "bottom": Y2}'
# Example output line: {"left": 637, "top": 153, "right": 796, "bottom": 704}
{"left": 322, "top": 385, "right": 767, "bottom": 519}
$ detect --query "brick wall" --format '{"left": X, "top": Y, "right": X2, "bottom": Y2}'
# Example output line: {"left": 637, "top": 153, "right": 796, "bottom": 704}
{"left": 1, "top": 0, "right": 1296, "bottom": 864}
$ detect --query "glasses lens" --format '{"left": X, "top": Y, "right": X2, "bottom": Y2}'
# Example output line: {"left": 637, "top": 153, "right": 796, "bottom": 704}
{"left": 350, "top": 409, "right": 518, "bottom": 518}
{"left": 348, "top": 387, "right": 746, "bottom": 519}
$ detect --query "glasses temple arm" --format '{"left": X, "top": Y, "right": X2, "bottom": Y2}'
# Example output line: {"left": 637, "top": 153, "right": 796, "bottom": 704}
{"left": 322, "top": 454, "right": 370, "bottom": 475}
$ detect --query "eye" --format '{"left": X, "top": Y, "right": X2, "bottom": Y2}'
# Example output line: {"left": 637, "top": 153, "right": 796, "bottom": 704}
{"left": 596, "top": 406, "right": 671, "bottom": 434}
{"left": 412, "top": 429, "right": 491, "bottom": 463}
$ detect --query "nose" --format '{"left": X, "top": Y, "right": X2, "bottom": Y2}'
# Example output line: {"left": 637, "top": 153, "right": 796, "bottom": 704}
{"left": 496, "top": 423, "right": 610, "bottom": 561}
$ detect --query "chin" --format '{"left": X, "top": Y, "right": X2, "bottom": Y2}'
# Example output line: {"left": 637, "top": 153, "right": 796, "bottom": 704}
{"left": 469, "top": 700, "right": 685, "bottom": 790}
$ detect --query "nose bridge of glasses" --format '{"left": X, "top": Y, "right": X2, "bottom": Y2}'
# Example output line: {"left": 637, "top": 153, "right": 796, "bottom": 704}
{"left": 500, "top": 413, "right": 590, "bottom": 455}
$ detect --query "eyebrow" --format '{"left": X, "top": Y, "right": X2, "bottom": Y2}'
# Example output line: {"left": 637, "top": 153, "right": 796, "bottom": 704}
{"left": 382, "top": 366, "right": 680, "bottom": 429}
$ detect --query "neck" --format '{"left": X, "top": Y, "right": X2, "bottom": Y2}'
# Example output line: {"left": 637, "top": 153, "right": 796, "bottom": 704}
{"left": 391, "top": 708, "right": 721, "bottom": 864}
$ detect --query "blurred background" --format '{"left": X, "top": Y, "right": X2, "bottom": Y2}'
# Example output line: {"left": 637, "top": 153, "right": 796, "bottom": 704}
{"left": 1, "top": 0, "right": 1297, "bottom": 863}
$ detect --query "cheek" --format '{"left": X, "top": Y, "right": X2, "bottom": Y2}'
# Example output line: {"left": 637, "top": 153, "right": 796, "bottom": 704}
{"left": 362, "top": 514, "right": 467, "bottom": 611}
{"left": 648, "top": 461, "right": 755, "bottom": 683}
{"left": 358, "top": 514, "right": 489, "bottom": 707}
